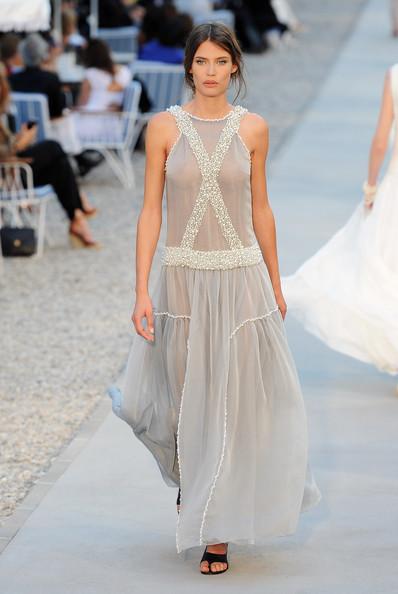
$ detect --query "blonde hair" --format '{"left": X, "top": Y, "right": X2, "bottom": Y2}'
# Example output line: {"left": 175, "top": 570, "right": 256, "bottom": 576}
{"left": 62, "top": 9, "right": 77, "bottom": 37}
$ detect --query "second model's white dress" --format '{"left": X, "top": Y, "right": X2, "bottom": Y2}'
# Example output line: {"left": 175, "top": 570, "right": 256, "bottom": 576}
{"left": 109, "top": 105, "right": 321, "bottom": 553}
{"left": 283, "top": 64, "right": 398, "bottom": 375}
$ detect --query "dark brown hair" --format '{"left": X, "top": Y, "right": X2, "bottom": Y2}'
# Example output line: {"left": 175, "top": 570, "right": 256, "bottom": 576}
{"left": 82, "top": 39, "right": 115, "bottom": 75}
{"left": 183, "top": 23, "right": 246, "bottom": 102}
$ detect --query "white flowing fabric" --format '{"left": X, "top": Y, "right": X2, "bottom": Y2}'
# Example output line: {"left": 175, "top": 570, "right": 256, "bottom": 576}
{"left": 282, "top": 64, "right": 398, "bottom": 376}
{"left": 109, "top": 105, "right": 321, "bottom": 553}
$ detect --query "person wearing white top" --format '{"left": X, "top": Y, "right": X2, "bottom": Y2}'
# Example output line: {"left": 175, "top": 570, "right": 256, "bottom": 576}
{"left": 77, "top": 39, "right": 131, "bottom": 111}
{"left": 73, "top": 39, "right": 132, "bottom": 144}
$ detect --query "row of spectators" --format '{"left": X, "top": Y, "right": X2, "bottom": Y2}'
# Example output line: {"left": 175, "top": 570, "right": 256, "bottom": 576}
{"left": 66, "top": 0, "right": 301, "bottom": 57}
{"left": 0, "top": 31, "right": 131, "bottom": 247}
{"left": 1, "top": 32, "right": 133, "bottom": 168}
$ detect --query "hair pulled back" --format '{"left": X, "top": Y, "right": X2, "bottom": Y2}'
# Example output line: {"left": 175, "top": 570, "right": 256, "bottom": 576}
{"left": 183, "top": 23, "right": 246, "bottom": 102}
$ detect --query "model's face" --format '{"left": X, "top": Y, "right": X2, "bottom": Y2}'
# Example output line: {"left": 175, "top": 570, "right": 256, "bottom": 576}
{"left": 189, "top": 40, "right": 238, "bottom": 97}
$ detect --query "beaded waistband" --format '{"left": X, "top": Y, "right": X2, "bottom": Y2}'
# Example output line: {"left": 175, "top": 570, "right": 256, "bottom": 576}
{"left": 161, "top": 243, "right": 263, "bottom": 270}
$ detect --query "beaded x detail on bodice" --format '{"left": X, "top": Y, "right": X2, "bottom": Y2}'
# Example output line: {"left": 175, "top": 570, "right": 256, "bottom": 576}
{"left": 163, "top": 104, "right": 263, "bottom": 270}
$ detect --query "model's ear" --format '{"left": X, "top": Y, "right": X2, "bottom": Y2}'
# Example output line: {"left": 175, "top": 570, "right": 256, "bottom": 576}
{"left": 231, "top": 64, "right": 238, "bottom": 74}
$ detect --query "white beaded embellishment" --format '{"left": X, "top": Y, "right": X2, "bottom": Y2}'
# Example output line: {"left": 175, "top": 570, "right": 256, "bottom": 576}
{"left": 176, "top": 337, "right": 190, "bottom": 553}
{"left": 230, "top": 306, "right": 280, "bottom": 339}
{"left": 153, "top": 311, "right": 191, "bottom": 319}
{"left": 164, "top": 105, "right": 259, "bottom": 270}
{"left": 163, "top": 243, "right": 263, "bottom": 270}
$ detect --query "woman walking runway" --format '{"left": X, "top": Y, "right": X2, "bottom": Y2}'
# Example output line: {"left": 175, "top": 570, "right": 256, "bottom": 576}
{"left": 109, "top": 23, "right": 321, "bottom": 574}
{"left": 283, "top": 64, "right": 398, "bottom": 376}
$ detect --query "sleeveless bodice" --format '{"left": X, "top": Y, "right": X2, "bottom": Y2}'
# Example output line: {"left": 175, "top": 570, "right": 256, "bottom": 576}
{"left": 163, "top": 105, "right": 263, "bottom": 270}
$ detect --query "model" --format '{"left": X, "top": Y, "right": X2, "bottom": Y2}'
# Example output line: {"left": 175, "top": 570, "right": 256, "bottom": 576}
{"left": 109, "top": 22, "right": 321, "bottom": 575}
{"left": 283, "top": 64, "right": 398, "bottom": 376}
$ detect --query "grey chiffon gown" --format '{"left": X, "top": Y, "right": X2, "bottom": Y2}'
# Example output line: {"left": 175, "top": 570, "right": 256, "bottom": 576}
{"left": 109, "top": 104, "right": 321, "bottom": 553}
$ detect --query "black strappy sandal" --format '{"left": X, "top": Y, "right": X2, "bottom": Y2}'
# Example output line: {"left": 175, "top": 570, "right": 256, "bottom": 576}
{"left": 176, "top": 488, "right": 181, "bottom": 513}
{"left": 200, "top": 544, "right": 229, "bottom": 575}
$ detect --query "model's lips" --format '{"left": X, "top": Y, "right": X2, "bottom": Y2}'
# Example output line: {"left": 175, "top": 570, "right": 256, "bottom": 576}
{"left": 204, "top": 81, "right": 218, "bottom": 86}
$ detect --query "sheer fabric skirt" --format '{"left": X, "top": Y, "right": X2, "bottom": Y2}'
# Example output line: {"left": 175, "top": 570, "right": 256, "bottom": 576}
{"left": 110, "top": 259, "right": 321, "bottom": 552}
{"left": 282, "top": 166, "right": 398, "bottom": 375}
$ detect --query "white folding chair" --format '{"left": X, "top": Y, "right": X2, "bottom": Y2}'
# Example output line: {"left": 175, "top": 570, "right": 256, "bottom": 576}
{"left": 131, "top": 61, "right": 187, "bottom": 120}
{"left": 97, "top": 26, "right": 139, "bottom": 63}
{"left": 0, "top": 161, "right": 55, "bottom": 260}
{"left": 74, "top": 80, "right": 142, "bottom": 188}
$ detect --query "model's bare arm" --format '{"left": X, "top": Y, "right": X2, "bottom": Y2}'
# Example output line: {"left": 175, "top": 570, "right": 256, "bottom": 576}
{"left": 132, "top": 112, "right": 170, "bottom": 340}
{"left": 242, "top": 114, "right": 287, "bottom": 319}
{"left": 368, "top": 70, "right": 394, "bottom": 185}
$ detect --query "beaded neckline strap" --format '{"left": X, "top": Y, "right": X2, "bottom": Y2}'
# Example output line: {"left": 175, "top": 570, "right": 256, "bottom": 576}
{"left": 179, "top": 107, "right": 236, "bottom": 122}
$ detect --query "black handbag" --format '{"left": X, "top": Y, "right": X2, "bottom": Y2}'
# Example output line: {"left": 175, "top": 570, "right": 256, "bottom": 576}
{"left": 0, "top": 226, "right": 37, "bottom": 257}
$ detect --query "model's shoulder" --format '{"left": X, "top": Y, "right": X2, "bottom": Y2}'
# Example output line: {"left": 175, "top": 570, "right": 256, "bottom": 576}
{"left": 147, "top": 110, "right": 177, "bottom": 131}
{"left": 240, "top": 111, "right": 269, "bottom": 140}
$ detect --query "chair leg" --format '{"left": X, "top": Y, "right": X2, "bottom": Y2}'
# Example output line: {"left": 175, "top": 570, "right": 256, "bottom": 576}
{"left": 102, "top": 150, "right": 132, "bottom": 188}
{"left": 37, "top": 202, "right": 47, "bottom": 257}
{"left": 119, "top": 149, "right": 135, "bottom": 189}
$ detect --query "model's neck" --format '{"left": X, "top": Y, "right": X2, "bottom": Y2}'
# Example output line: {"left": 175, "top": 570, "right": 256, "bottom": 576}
{"left": 187, "top": 95, "right": 232, "bottom": 119}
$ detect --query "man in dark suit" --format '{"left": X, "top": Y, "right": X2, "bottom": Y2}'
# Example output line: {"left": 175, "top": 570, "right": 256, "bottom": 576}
{"left": 9, "top": 34, "right": 65, "bottom": 118}
{"left": 9, "top": 34, "right": 103, "bottom": 176}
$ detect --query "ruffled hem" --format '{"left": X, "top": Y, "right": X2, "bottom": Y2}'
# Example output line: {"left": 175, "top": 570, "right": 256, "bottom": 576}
{"left": 283, "top": 274, "right": 398, "bottom": 375}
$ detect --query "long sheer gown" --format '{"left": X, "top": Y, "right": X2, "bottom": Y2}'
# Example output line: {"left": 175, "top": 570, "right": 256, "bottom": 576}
{"left": 109, "top": 104, "right": 321, "bottom": 553}
{"left": 283, "top": 64, "right": 398, "bottom": 375}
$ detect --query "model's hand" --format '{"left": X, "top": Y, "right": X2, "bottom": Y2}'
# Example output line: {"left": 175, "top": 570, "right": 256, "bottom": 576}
{"left": 132, "top": 294, "right": 155, "bottom": 341}
{"left": 363, "top": 181, "right": 377, "bottom": 210}
{"left": 274, "top": 290, "right": 287, "bottom": 320}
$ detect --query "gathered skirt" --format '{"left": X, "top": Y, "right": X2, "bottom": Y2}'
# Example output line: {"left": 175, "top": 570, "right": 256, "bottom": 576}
{"left": 109, "top": 259, "right": 321, "bottom": 552}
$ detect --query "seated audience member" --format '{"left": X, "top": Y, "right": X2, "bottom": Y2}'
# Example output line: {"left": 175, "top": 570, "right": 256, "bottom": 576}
{"left": 220, "top": 1, "right": 265, "bottom": 53}
{"left": 77, "top": 39, "right": 131, "bottom": 111}
{"left": 98, "top": 0, "right": 133, "bottom": 28}
{"left": 62, "top": 8, "right": 87, "bottom": 52}
{"left": 9, "top": 34, "right": 100, "bottom": 176}
{"left": 138, "top": 5, "right": 177, "bottom": 46}
{"left": 0, "top": 64, "right": 98, "bottom": 248}
{"left": 246, "top": 0, "right": 291, "bottom": 48}
{"left": 0, "top": 34, "right": 23, "bottom": 76}
{"left": 9, "top": 34, "right": 65, "bottom": 119}
{"left": 271, "top": 0, "right": 302, "bottom": 32}
{"left": 138, "top": 13, "right": 192, "bottom": 64}
{"left": 75, "top": 39, "right": 153, "bottom": 148}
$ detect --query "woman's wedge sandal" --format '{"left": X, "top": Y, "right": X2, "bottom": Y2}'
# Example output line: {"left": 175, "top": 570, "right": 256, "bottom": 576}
{"left": 200, "top": 545, "right": 229, "bottom": 575}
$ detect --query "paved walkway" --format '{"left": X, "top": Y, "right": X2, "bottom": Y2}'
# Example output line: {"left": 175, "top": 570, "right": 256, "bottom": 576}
{"left": 1, "top": 1, "right": 398, "bottom": 592}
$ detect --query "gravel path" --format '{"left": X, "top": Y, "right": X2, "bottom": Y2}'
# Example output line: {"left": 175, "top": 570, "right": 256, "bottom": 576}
{"left": 0, "top": 0, "right": 368, "bottom": 524}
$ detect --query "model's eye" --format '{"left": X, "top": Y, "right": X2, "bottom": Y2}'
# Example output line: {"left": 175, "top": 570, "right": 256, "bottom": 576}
{"left": 218, "top": 60, "right": 228, "bottom": 65}
{"left": 195, "top": 59, "right": 205, "bottom": 65}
